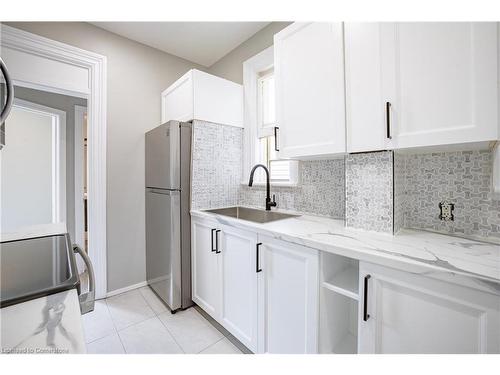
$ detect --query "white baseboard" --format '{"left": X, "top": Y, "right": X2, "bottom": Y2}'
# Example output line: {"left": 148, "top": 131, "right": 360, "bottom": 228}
{"left": 106, "top": 281, "right": 148, "bottom": 298}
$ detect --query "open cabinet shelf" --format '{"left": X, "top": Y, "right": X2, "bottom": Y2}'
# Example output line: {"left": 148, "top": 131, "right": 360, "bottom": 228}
{"left": 322, "top": 264, "right": 359, "bottom": 300}
{"left": 319, "top": 253, "right": 360, "bottom": 354}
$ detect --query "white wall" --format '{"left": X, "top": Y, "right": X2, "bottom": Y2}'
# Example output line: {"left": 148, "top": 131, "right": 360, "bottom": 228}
{"left": 1, "top": 106, "right": 53, "bottom": 231}
{"left": 4, "top": 22, "right": 203, "bottom": 292}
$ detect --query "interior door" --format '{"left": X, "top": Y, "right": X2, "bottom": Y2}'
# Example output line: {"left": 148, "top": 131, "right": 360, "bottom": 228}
{"left": 219, "top": 226, "right": 259, "bottom": 352}
{"left": 381, "top": 22, "right": 498, "bottom": 149}
{"left": 145, "top": 188, "right": 181, "bottom": 310}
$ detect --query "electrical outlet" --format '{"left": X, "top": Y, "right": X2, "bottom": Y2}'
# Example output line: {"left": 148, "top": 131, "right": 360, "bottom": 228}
{"left": 439, "top": 201, "right": 455, "bottom": 221}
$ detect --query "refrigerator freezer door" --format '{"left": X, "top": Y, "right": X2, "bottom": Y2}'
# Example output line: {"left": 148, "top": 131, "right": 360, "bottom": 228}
{"left": 145, "top": 188, "right": 181, "bottom": 311}
{"left": 145, "top": 121, "right": 180, "bottom": 190}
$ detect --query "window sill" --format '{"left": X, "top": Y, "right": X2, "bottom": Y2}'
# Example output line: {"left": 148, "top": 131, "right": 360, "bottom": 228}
{"left": 240, "top": 181, "right": 298, "bottom": 188}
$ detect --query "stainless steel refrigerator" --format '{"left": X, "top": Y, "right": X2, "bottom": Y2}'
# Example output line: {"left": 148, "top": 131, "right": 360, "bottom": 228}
{"left": 145, "top": 121, "right": 192, "bottom": 312}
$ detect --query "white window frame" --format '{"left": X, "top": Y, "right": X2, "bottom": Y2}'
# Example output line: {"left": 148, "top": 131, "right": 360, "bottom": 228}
{"left": 242, "top": 46, "right": 298, "bottom": 186}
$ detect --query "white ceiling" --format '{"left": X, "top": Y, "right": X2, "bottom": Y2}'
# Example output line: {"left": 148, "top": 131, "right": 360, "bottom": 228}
{"left": 91, "top": 22, "right": 270, "bottom": 67}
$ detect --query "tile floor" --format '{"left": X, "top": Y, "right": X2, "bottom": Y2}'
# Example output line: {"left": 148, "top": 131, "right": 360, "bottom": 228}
{"left": 82, "top": 287, "right": 243, "bottom": 354}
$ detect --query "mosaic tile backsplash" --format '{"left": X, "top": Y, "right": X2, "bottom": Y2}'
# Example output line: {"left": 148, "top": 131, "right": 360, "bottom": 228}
{"left": 191, "top": 120, "right": 243, "bottom": 210}
{"left": 239, "top": 159, "right": 345, "bottom": 218}
{"left": 345, "top": 151, "right": 394, "bottom": 234}
{"left": 396, "top": 149, "right": 500, "bottom": 241}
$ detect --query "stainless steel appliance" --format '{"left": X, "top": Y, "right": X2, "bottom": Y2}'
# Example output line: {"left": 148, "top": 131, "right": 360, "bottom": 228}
{"left": 0, "top": 57, "right": 15, "bottom": 149}
{"left": 145, "top": 121, "right": 192, "bottom": 312}
{"left": 0, "top": 234, "right": 95, "bottom": 314}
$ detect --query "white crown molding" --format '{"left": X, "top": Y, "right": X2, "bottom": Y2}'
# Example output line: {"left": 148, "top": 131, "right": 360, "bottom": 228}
{"left": 1, "top": 24, "right": 108, "bottom": 299}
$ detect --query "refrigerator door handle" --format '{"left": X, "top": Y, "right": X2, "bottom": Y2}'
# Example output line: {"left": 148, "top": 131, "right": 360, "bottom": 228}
{"left": 147, "top": 188, "right": 179, "bottom": 195}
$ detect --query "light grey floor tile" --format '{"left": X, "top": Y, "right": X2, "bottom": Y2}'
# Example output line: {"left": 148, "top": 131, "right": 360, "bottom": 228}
{"left": 86, "top": 333, "right": 125, "bottom": 354}
{"left": 82, "top": 300, "right": 116, "bottom": 343}
{"left": 158, "top": 307, "right": 223, "bottom": 354}
{"left": 200, "top": 337, "right": 243, "bottom": 354}
{"left": 106, "top": 289, "right": 155, "bottom": 330}
{"left": 118, "top": 316, "right": 183, "bottom": 354}
{"left": 139, "top": 286, "right": 168, "bottom": 314}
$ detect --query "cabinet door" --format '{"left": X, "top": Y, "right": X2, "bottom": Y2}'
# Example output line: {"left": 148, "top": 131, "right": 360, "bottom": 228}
{"left": 161, "top": 70, "right": 194, "bottom": 123}
{"left": 359, "top": 262, "right": 500, "bottom": 354}
{"left": 345, "top": 23, "right": 392, "bottom": 153}
{"left": 274, "top": 22, "right": 346, "bottom": 159}
{"left": 258, "top": 235, "right": 319, "bottom": 353}
{"left": 381, "top": 22, "right": 498, "bottom": 149}
{"left": 219, "top": 226, "right": 259, "bottom": 352}
{"left": 191, "top": 217, "right": 220, "bottom": 317}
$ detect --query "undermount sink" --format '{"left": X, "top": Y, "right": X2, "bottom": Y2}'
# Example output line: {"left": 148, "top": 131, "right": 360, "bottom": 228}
{"left": 204, "top": 206, "right": 299, "bottom": 223}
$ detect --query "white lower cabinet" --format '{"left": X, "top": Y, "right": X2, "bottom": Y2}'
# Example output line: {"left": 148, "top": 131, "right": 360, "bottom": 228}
{"left": 358, "top": 262, "right": 500, "bottom": 354}
{"left": 257, "top": 235, "right": 319, "bottom": 353}
{"left": 219, "top": 226, "right": 259, "bottom": 352}
{"left": 191, "top": 216, "right": 319, "bottom": 353}
{"left": 192, "top": 216, "right": 500, "bottom": 354}
{"left": 191, "top": 217, "right": 220, "bottom": 318}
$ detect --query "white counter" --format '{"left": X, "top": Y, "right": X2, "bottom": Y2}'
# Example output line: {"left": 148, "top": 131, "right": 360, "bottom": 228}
{"left": 191, "top": 209, "right": 500, "bottom": 294}
{"left": 1, "top": 289, "right": 86, "bottom": 354}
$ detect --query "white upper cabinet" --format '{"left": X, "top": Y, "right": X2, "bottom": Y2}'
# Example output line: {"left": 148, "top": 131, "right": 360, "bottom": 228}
{"left": 345, "top": 23, "right": 391, "bottom": 153}
{"left": 161, "top": 69, "right": 243, "bottom": 127}
{"left": 346, "top": 22, "right": 499, "bottom": 152}
{"left": 274, "top": 22, "right": 346, "bottom": 159}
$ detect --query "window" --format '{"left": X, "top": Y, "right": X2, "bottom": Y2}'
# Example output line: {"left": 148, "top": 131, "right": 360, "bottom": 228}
{"left": 243, "top": 46, "right": 297, "bottom": 185}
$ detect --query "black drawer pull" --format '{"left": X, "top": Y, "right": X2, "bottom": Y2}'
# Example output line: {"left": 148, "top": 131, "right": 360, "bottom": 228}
{"left": 215, "top": 230, "right": 221, "bottom": 254}
{"left": 256, "top": 243, "right": 262, "bottom": 273}
{"left": 386, "top": 102, "right": 392, "bottom": 139}
{"left": 363, "top": 274, "right": 371, "bottom": 321}
{"left": 211, "top": 229, "right": 216, "bottom": 252}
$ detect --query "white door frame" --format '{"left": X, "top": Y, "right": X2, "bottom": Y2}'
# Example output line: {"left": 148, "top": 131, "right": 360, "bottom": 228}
{"left": 74, "top": 105, "right": 86, "bottom": 252}
{"left": 1, "top": 25, "right": 108, "bottom": 299}
{"left": 12, "top": 98, "right": 67, "bottom": 224}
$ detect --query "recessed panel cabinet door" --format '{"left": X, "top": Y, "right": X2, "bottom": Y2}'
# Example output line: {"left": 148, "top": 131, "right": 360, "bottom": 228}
{"left": 191, "top": 218, "right": 220, "bottom": 318}
{"left": 274, "top": 22, "right": 346, "bottom": 159}
{"left": 219, "top": 226, "right": 259, "bottom": 352}
{"left": 381, "top": 22, "right": 499, "bottom": 149}
{"left": 258, "top": 236, "right": 319, "bottom": 353}
{"left": 345, "top": 23, "right": 391, "bottom": 153}
{"left": 358, "top": 262, "right": 500, "bottom": 353}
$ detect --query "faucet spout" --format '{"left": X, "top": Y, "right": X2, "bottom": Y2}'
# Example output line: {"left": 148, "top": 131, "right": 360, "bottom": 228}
{"left": 248, "top": 164, "right": 277, "bottom": 211}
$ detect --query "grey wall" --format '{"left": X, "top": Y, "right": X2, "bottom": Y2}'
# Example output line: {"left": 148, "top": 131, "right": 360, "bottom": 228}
{"left": 207, "top": 22, "right": 291, "bottom": 84}
{"left": 14, "top": 86, "right": 87, "bottom": 241}
{"left": 6, "top": 22, "right": 203, "bottom": 292}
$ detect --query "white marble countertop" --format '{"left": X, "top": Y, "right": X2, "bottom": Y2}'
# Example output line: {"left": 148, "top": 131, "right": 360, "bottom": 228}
{"left": 1, "top": 289, "right": 86, "bottom": 354}
{"left": 192, "top": 209, "right": 500, "bottom": 293}
{"left": 0, "top": 223, "right": 68, "bottom": 242}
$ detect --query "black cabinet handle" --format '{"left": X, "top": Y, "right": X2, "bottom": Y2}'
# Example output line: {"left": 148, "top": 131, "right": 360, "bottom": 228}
{"left": 274, "top": 126, "right": 280, "bottom": 152}
{"left": 363, "top": 274, "right": 371, "bottom": 321}
{"left": 256, "top": 243, "right": 262, "bottom": 273}
{"left": 215, "top": 230, "right": 221, "bottom": 254}
{"left": 211, "top": 229, "right": 216, "bottom": 252}
{"left": 386, "top": 102, "right": 392, "bottom": 139}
